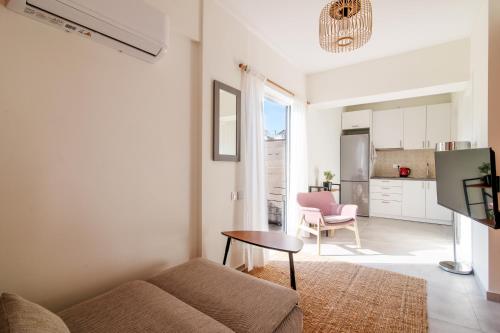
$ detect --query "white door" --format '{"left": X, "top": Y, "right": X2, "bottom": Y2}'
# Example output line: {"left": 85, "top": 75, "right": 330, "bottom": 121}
{"left": 402, "top": 181, "right": 427, "bottom": 219}
{"left": 425, "top": 181, "right": 453, "bottom": 223}
{"left": 372, "top": 109, "right": 403, "bottom": 149}
{"left": 426, "top": 103, "right": 451, "bottom": 149}
{"left": 342, "top": 110, "right": 371, "bottom": 130}
{"left": 403, "top": 106, "right": 427, "bottom": 150}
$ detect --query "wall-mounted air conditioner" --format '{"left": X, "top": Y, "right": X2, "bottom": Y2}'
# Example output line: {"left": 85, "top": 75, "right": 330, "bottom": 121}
{"left": 6, "top": 0, "right": 169, "bottom": 63}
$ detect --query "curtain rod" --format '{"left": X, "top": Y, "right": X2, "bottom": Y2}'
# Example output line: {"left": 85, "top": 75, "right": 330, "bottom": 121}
{"left": 238, "top": 63, "right": 296, "bottom": 97}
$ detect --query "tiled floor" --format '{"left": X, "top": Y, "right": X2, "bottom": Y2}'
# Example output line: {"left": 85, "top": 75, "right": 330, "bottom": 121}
{"left": 270, "top": 217, "right": 500, "bottom": 333}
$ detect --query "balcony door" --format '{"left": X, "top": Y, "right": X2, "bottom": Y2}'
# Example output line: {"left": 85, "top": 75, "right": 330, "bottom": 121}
{"left": 263, "top": 96, "right": 290, "bottom": 232}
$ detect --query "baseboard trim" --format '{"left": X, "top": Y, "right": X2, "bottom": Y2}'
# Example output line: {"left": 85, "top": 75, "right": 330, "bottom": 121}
{"left": 487, "top": 291, "right": 500, "bottom": 303}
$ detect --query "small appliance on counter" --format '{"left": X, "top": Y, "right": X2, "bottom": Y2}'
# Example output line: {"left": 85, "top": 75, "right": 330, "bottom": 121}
{"left": 398, "top": 166, "right": 411, "bottom": 178}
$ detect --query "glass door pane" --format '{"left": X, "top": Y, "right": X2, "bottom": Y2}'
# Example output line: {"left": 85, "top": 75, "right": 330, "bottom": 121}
{"left": 263, "top": 97, "right": 289, "bottom": 232}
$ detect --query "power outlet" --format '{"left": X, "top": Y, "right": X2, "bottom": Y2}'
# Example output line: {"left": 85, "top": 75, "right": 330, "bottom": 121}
{"left": 392, "top": 164, "right": 399, "bottom": 169}
{"left": 231, "top": 192, "right": 239, "bottom": 201}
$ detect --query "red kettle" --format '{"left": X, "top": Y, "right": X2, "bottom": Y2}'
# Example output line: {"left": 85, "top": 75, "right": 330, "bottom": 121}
{"left": 399, "top": 166, "right": 411, "bottom": 177}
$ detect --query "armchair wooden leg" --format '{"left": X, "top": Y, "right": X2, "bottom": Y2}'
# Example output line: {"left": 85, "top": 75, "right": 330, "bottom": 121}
{"left": 317, "top": 224, "right": 321, "bottom": 255}
{"left": 329, "top": 229, "right": 335, "bottom": 239}
{"left": 353, "top": 220, "right": 361, "bottom": 248}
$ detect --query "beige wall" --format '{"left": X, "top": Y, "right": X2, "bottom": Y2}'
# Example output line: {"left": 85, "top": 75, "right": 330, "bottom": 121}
{"left": 0, "top": 3, "right": 200, "bottom": 311}
{"left": 144, "top": 0, "right": 201, "bottom": 42}
{"left": 307, "top": 39, "right": 470, "bottom": 106}
{"left": 201, "top": 0, "right": 306, "bottom": 266}
{"left": 487, "top": 0, "right": 500, "bottom": 297}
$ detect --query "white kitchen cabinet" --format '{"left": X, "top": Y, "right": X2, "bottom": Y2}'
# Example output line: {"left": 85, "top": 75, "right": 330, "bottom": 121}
{"left": 370, "top": 179, "right": 402, "bottom": 217}
{"left": 370, "top": 179, "right": 453, "bottom": 224}
{"left": 372, "top": 109, "right": 403, "bottom": 149}
{"left": 402, "top": 181, "right": 427, "bottom": 219}
{"left": 426, "top": 103, "right": 451, "bottom": 149}
{"left": 371, "top": 199, "right": 402, "bottom": 216}
{"left": 342, "top": 110, "right": 371, "bottom": 130}
{"left": 426, "top": 181, "right": 453, "bottom": 222}
{"left": 403, "top": 106, "right": 427, "bottom": 150}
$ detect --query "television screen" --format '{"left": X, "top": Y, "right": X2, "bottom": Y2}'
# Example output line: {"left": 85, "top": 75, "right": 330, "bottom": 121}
{"left": 435, "top": 148, "right": 499, "bottom": 229}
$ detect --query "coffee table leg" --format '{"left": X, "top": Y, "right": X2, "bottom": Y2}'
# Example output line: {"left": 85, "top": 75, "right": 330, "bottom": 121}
{"left": 223, "top": 237, "right": 231, "bottom": 265}
{"left": 289, "top": 252, "right": 296, "bottom": 290}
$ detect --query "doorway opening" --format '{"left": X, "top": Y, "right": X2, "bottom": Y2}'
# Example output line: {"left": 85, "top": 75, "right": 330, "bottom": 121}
{"left": 263, "top": 96, "right": 290, "bottom": 232}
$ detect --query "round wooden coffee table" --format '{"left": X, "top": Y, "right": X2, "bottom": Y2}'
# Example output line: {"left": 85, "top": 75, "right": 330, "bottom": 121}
{"left": 221, "top": 230, "right": 304, "bottom": 290}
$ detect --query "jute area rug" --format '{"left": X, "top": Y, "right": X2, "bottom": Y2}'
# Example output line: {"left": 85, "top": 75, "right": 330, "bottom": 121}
{"left": 248, "top": 260, "right": 428, "bottom": 333}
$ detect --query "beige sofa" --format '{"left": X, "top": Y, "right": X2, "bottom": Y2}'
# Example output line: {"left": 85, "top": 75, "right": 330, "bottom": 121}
{"left": 0, "top": 258, "right": 303, "bottom": 333}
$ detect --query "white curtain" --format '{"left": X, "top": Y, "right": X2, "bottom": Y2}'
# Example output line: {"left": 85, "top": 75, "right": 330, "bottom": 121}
{"left": 287, "top": 99, "right": 309, "bottom": 235}
{"left": 241, "top": 70, "right": 268, "bottom": 271}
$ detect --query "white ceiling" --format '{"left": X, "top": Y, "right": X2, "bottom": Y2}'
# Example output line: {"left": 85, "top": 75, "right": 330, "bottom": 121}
{"left": 217, "top": 0, "right": 473, "bottom": 74}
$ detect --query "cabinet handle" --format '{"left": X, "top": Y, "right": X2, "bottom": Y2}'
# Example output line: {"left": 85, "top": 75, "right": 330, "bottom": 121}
{"left": 352, "top": 124, "right": 359, "bottom": 128}
{"left": 400, "top": 140, "right": 403, "bottom": 148}
{"left": 382, "top": 201, "right": 391, "bottom": 204}
{"left": 382, "top": 194, "right": 390, "bottom": 197}
{"left": 382, "top": 187, "right": 391, "bottom": 190}
{"left": 422, "top": 141, "right": 425, "bottom": 149}
{"left": 427, "top": 140, "right": 431, "bottom": 148}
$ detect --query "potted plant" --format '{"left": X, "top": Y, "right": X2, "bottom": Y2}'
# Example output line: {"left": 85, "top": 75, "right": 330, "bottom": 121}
{"left": 487, "top": 209, "right": 496, "bottom": 221}
{"left": 323, "top": 171, "right": 335, "bottom": 191}
{"left": 478, "top": 162, "right": 492, "bottom": 186}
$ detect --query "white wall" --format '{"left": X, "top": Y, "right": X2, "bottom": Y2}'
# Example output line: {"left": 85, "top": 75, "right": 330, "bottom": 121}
{"left": 0, "top": 2, "right": 200, "bottom": 311}
{"left": 201, "top": 1, "right": 306, "bottom": 266}
{"left": 307, "top": 39, "right": 470, "bottom": 108}
{"left": 306, "top": 108, "right": 342, "bottom": 202}
{"left": 451, "top": 91, "right": 473, "bottom": 266}
{"left": 346, "top": 94, "right": 451, "bottom": 112}
{"left": 469, "top": 0, "right": 490, "bottom": 294}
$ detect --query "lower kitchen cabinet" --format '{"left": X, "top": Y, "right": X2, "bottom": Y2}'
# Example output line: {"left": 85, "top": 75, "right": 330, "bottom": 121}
{"left": 370, "top": 179, "right": 452, "bottom": 225}
{"left": 402, "top": 181, "right": 427, "bottom": 219}
{"left": 425, "top": 181, "right": 453, "bottom": 221}
{"left": 371, "top": 199, "right": 402, "bottom": 216}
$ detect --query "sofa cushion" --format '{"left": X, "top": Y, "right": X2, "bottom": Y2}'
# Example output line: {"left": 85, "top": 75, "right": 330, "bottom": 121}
{"left": 149, "top": 258, "right": 299, "bottom": 333}
{"left": 58, "top": 280, "right": 234, "bottom": 333}
{"left": 0, "top": 293, "right": 70, "bottom": 333}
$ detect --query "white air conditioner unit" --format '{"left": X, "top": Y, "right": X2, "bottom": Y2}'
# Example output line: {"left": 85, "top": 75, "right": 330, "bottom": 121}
{"left": 6, "top": 0, "right": 168, "bottom": 63}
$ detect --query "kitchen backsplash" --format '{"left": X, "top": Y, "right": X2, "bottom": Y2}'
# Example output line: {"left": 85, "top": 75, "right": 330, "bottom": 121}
{"left": 373, "top": 149, "right": 436, "bottom": 178}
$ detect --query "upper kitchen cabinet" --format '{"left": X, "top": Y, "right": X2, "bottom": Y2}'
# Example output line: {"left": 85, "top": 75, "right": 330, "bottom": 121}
{"left": 372, "top": 109, "right": 403, "bottom": 149}
{"left": 426, "top": 103, "right": 451, "bottom": 149}
{"left": 403, "top": 106, "right": 427, "bottom": 150}
{"left": 342, "top": 110, "right": 372, "bottom": 130}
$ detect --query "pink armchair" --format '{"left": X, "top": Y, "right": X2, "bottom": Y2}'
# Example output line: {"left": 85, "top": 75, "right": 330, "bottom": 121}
{"left": 296, "top": 191, "right": 361, "bottom": 255}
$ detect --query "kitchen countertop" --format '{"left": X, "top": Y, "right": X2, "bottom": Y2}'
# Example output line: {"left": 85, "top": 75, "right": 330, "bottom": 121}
{"left": 371, "top": 176, "right": 436, "bottom": 181}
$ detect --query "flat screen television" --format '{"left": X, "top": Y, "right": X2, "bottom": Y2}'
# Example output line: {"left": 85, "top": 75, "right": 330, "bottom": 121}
{"left": 435, "top": 148, "right": 499, "bottom": 229}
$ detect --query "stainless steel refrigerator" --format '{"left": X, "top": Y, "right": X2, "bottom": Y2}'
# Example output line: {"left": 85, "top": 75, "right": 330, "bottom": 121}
{"left": 340, "top": 134, "right": 370, "bottom": 216}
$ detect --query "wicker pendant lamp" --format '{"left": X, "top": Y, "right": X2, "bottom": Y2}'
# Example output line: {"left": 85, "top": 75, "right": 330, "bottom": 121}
{"left": 319, "top": 0, "right": 373, "bottom": 53}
